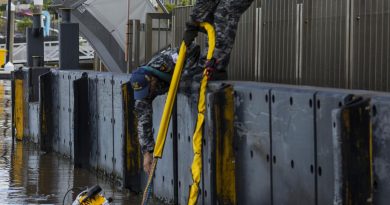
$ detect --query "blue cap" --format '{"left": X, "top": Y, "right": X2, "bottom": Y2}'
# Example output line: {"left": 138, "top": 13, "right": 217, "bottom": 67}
{"left": 130, "top": 68, "right": 150, "bottom": 100}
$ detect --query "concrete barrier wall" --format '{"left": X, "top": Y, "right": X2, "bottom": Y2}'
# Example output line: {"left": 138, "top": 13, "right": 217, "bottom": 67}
{"left": 12, "top": 69, "right": 390, "bottom": 204}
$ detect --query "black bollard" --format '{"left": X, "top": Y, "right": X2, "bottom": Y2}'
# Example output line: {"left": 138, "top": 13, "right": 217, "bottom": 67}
{"left": 59, "top": 8, "right": 79, "bottom": 70}
{"left": 26, "top": 14, "right": 44, "bottom": 67}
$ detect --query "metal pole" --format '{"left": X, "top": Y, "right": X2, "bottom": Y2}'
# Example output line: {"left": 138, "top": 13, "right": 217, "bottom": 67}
{"left": 125, "top": 0, "right": 130, "bottom": 65}
{"left": 126, "top": 20, "right": 132, "bottom": 73}
{"left": 9, "top": 8, "right": 14, "bottom": 62}
{"left": 6, "top": 0, "right": 12, "bottom": 62}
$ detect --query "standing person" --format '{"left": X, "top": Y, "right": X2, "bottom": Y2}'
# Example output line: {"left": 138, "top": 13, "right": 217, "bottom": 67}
{"left": 130, "top": 46, "right": 200, "bottom": 174}
{"left": 183, "top": 0, "right": 254, "bottom": 80}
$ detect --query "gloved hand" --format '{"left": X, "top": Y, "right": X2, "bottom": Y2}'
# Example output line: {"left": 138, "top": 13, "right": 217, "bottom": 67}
{"left": 204, "top": 58, "right": 217, "bottom": 79}
{"left": 183, "top": 20, "right": 200, "bottom": 46}
{"left": 204, "top": 59, "right": 228, "bottom": 81}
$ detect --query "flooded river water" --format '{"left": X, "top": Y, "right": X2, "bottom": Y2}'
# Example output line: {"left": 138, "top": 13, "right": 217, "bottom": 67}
{"left": 0, "top": 80, "right": 143, "bottom": 204}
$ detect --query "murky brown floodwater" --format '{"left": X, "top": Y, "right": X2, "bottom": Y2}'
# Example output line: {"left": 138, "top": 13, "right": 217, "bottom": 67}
{"left": 0, "top": 80, "right": 143, "bottom": 204}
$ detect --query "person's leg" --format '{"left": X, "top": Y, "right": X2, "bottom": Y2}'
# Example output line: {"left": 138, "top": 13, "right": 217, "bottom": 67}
{"left": 213, "top": 0, "right": 254, "bottom": 71}
{"left": 190, "top": 0, "right": 219, "bottom": 23}
{"left": 183, "top": 0, "right": 218, "bottom": 50}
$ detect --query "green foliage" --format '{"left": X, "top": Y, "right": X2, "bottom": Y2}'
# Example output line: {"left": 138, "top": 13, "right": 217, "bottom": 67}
{"left": 29, "top": 3, "right": 34, "bottom": 11}
{"left": 43, "top": 0, "right": 53, "bottom": 11}
{"left": 0, "top": 4, "right": 6, "bottom": 12}
{"left": 0, "top": 11, "right": 4, "bottom": 33}
{"left": 30, "top": 0, "right": 54, "bottom": 13}
{"left": 16, "top": 17, "right": 32, "bottom": 32}
{"left": 179, "top": 0, "right": 190, "bottom": 6}
{"left": 165, "top": 3, "right": 175, "bottom": 13}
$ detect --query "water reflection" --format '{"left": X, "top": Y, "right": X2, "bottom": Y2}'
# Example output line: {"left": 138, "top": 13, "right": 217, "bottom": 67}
{"left": 0, "top": 80, "right": 141, "bottom": 204}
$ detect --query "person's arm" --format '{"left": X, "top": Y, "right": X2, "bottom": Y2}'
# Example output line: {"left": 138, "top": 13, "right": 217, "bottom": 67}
{"left": 134, "top": 99, "right": 155, "bottom": 154}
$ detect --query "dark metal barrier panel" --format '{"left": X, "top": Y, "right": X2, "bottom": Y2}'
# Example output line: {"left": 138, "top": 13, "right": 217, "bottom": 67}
{"left": 39, "top": 72, "right": 53, "bottom": 152}
{"left": 13, "top": 70, "right": 24, "bottom": 141}
{"left": 234, "top": 83, "right": 271, "bottom": 204}
{"left": 69, "top": 72, "right": 85, "bottom": 158}
{"left": 28, "top": 102, "right": 40, "bottom": 143}
{"left": 11, "top": 71, "right": 15, "bottom": 140}
{"left": 112, "top": 74, "right": 131, "bottom": 180}
{"left": 153, "top": 95, "right": 175, "bottom": 203}
{"left": 203, "top": 92, "right": 216, "bottom": 205}
{"left": 54, "top": 71, "right": 84, "bottom": 159}
{"left": 332, "top": 108, "right": 343, "bottom": 204}
{"left": 271, "top": 87, "right": 315, "bottom": 205}
{"left": 177, "top": 93, "right": 198, "bottom": 204}
{"left": 57, "top": 71, "right": 72, "bottom": 156}
{"left": 175, "top": 83, "right": 237, "bottom": 205}
{"left": 314, "top": 91, "right": 353, "bottom": 205}
{"left": 122, "top": 81, "right": 142, "bottom": 192}
{"left": 50, "top": 71, "right": 59, "bottom": 152}
{"left": 213, "top": 85, "right": 236, "bottom": 204}
{"left": 73, "top": 73, "right": 90, "bottom": 168}
{"left": 95, "top": 74, "right": 114, "bottom": 174}
{"left": 372, "top": 96, "right": 390, "bottom": 204}
{"left": 88, "top": 74, "right": 99, "bottom": 170}
{"left": 334, "top": 97, "right": 373, "bottom": 204}
{"left": 22, "top": 69, "right": 30, "bottom": 138}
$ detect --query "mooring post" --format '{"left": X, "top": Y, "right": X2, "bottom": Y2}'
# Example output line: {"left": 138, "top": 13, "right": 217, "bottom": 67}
{"left": 26, "top": 13, "right": 44, "bottom": 67}
{"left": 59, "top": 8, "right": 79, "bottom": 70}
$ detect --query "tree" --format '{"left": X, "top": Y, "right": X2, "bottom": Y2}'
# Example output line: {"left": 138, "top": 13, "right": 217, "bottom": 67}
{"left": 180, "top": 0, "right": 190, "bottom": 6}
{"left": 16, "top": 17, "right": 32, "bottom": 33}
{"left": 165, "top": 3, "right": 175, "bottom": 13}
{"left": 43, "top": 0, "right": 53, "bottom": 11}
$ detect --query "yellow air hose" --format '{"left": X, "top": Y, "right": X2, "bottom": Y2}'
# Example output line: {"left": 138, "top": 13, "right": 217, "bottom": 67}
{"left": 154, "top": 41, "right": 187, "bottom": 158}
{"left": 188, "top": 22, "right": 215, "bottom": 205}
{"left": 141, "top": 22, "right": 215, "bottom": 205}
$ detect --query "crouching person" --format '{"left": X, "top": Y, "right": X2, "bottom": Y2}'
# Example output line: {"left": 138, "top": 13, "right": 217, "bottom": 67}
{"left": 130, "top": 46, "right": 200, "bottom": 175}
